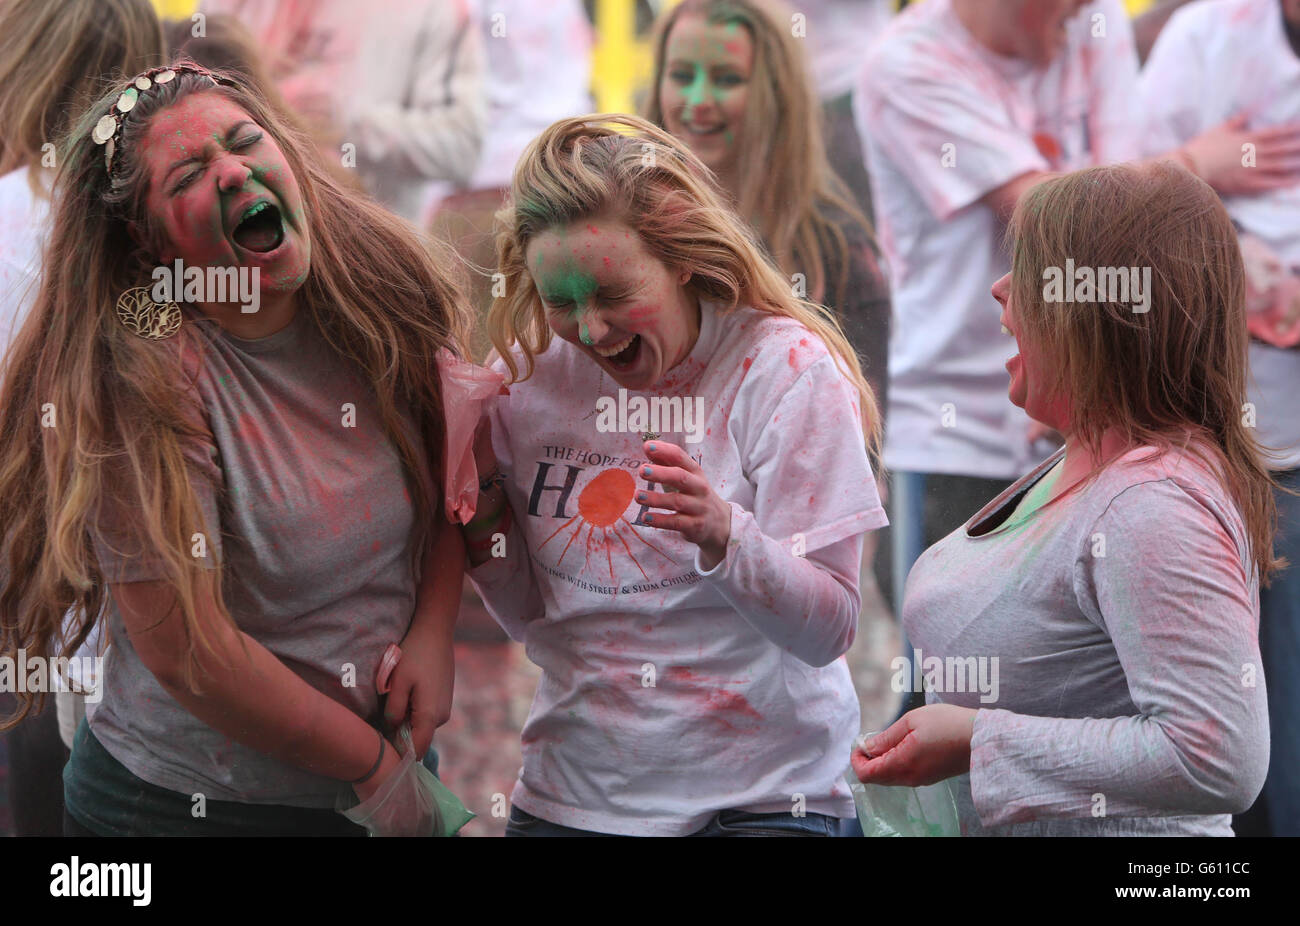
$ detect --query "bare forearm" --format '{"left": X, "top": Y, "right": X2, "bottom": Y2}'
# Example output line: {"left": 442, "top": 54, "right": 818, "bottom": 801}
{"left": 406, "top": 516, "right": 465, "bottom": 645}
{"left": 154, "top": 628, "right": 385, "bottom": 783}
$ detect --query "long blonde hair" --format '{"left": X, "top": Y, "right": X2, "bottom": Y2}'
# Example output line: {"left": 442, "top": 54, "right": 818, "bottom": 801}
{"left": 644, "top": 0, "right": 872, "bottom": 307}
{"left": 0, "top": 0, "right": 164, "bottom": 195}
{"left": 488, "top": 113, "right": 879, "bottom": 452}
{"left": 0, "top": 70, "right": 470, "bottom": 725}
{"left": 1009, "top": 161, "right": 1281, "bottom": 581}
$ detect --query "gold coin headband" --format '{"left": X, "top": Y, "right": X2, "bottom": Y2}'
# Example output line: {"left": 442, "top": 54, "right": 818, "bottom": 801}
{"left": 91, "top": 64, "right": 237, "bottom": 176}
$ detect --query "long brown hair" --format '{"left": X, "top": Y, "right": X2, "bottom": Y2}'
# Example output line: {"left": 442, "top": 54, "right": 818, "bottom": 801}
{"left": 644, "top": 0, "right": 872, "bottom": 307}
{"left": 1008, "top": 161, "right": 1281, "bottom": 581}
{"left": 488, "top": 113, "right": 880, "bottom": 453}
{"left": 0, "top": 70, "right": 469, "bottom": 725}
{"left": 0, "top": 0, "right": 164, "bottom": 194}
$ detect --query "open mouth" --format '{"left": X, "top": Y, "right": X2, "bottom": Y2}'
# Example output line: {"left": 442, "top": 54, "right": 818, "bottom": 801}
{"left": 683, "top": 122, "right": 727, "bottom": 137}
{"left": 232, "top": 200, "right": 285, "bottom": 254}
{"left": 593, "top": 333, "right": 641, "bottom": 370}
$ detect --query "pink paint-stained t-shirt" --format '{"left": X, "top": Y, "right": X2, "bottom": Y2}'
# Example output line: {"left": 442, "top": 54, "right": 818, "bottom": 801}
{"left": 470, "top": 301, "right": 887, "bottom": 835}
{"left": 903, "top": 444, "right": 1269, "bottom": 835}
{"left": 88, "top": 306, "right": 430, "bottom": 808}
{"left": 855, "top": 0, "right": 1141, "bottom": 480}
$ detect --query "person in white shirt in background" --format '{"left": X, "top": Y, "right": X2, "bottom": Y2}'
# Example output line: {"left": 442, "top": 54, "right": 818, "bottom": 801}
{"left": 0, "top": 0, "right": 165, "bottom": 837}
{"left": 201, "top": 0, "right": 487, "bottom": 223}
{"left": 1141, "top": 0, "right": 1300, "bottom": 837}
{"left": 855, "top": 0, "right": 1300, "bottom": 701}
{"left": 465, "top": 115, "right": 886, "bottom": 837}
{"left": 800, "top": 0, "right": 893, "bottom": 221}
{"left": 430, "top": 0, "right": 594, "bottom": 364}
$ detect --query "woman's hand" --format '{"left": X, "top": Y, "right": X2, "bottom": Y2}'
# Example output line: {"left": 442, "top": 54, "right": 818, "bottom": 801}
{"left": 851, "top": 704, "right": 978, "bottom": 787}
{"left": 638, "top": 441, "right": 732, "bottom": 570}
{"left": 383, "top": 627, "right": 455, "bottom": 759}
{"left": 1180, "top": 115, "right": 1300, "bottom": 196}
{"left": 352, "top": 735, "right": 403, "bottom": 803}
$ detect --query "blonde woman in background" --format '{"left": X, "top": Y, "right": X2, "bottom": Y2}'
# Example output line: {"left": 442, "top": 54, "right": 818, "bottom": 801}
{"left": 645, "top": 0, "right": 890, "bottom": 415}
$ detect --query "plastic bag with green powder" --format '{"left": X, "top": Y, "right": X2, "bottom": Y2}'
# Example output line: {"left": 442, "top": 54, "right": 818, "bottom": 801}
{"left": 844, "top": 768, "right": 960, "bottom": 837}
{"left": 339, "top": 725, "right": 474, "bottom": 837}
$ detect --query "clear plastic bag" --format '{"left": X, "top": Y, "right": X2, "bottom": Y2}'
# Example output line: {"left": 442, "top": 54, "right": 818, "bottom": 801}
{"left": 844, "top": 731, "right": 961, "bottom": 837}
{"left": 338, "top": 725, "right": 475, "bottom": 837}
{"left": 845, "top": 771, "right": 961, "bottom": 837}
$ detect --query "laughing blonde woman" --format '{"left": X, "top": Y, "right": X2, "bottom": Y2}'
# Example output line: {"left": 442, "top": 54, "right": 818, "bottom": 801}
{"left": 466, "top": 114, "right": 887, "bottom": 837}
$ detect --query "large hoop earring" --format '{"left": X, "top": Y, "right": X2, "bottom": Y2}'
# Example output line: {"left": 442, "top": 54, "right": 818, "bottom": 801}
{"left": 115, "top": 286, "right": 181, "bottom": 340}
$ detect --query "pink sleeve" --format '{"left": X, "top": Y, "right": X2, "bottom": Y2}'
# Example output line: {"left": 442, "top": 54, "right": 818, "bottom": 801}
{"left": 860, "top": 50, "right": 1047, "bottom": 219}
{"left": 436, "top": 349, "right": 504, "bottom": 525}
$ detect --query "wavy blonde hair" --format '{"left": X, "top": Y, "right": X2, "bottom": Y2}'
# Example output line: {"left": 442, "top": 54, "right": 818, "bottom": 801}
{"left": 644, "top": 0, "right": 872, "bottom": 308}
{"left": 0, "top": 70, "right": 470, "bottom": 726}
{"left": 1009, "top": 161, "right": 1281, "bottom": 581}
{"left": 488, "top": 113, "right": 879, "bottom": 452}
{"left": 0, "top": 0, "right": 164, "bottom": 196}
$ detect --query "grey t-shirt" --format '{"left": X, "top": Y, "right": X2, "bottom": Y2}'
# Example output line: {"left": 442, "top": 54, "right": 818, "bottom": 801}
{"left": 89, "top": 307, "right": 425, "bottom": 807}
{"left": 903, "top": 444, "right": 1269, "bottom": 835}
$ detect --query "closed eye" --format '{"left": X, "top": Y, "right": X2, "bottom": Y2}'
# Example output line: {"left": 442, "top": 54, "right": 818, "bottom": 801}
{"left": 171, "top": 167, "right": 202, "bottom": 194}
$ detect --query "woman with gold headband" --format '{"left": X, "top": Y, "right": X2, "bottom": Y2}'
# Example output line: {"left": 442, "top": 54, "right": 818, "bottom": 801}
{"left": 0, "top": 60, "right": 475, "bottom": 836}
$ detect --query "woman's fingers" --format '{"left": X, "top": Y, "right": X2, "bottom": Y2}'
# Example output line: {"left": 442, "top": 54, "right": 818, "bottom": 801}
{"left": 640, "top": 462, "right": 705, "bottom": 496}
{"left": 643, "top": 440, "right": 702, "bottom": 475}
{"left": 635, "top": 487, "right": 701, "bottom": 514}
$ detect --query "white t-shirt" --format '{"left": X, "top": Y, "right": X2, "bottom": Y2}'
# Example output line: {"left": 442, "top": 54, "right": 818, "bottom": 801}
{"left": 470, "top": 302, "right": 887, "bottom": 836}
{"left": 855, "top": 0, "right": 1141, "bottom": 478}
{"left": 0, "top": 167, "right": 48, "bottom": 358}
{"left": 467, "top": 0, "right": 593, "bottom": 191}
{"left": 1140, "top": 0, "right": 1300, "bottom": 471}
{"left": 801, "top": 0, "right": 894, "bottom": 100}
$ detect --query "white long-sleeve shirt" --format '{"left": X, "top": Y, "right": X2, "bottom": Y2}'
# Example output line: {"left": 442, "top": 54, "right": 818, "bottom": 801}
{"left": 904, "top": 445, "right": 1269, "bottom": 835}
{"left": 470, "top": 302, "right": 887, "bottom": 835}
{"left": 202, "top": 0, "right": 486, "bottom": 220}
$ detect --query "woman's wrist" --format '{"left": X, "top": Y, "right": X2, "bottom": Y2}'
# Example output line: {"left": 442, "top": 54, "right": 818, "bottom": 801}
{"left": 466, "top": 499, "right": 511, "bottom": 565}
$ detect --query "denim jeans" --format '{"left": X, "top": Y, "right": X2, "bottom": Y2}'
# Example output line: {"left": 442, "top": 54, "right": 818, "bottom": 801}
{"left": 1261, "top": 467, "right": 1300, "bottom": 835}
{"left": 505, "top": 805, "right": 858, "bottom": 837}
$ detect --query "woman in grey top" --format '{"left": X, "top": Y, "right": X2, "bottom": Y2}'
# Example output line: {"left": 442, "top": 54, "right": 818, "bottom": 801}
{"left": 852, "top": 162, "right": 1278, "bottom": 835}
{"left": 0, "top": 65, "right": 471, "bottom": 835}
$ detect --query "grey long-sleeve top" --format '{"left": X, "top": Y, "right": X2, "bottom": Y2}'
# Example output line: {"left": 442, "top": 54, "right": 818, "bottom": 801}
{"left": 903, "top": 444, "right": 1269, "bottom": 836}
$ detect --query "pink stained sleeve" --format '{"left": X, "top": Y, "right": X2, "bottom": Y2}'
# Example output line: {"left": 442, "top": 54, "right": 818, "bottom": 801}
{"left": 695, "top": 506, "right": 865, "bottom": 668}
{"left": 968, "top": 479, "right": 1269, "bottom": 826}
{"left": 466, "top": 516, "right": 545, "bottom": 642}
{"left": 859, "top": 51, "right": 1047, "bottom": 220}
{"left": 437, "top": 350, "right": 505, "bottom": 525}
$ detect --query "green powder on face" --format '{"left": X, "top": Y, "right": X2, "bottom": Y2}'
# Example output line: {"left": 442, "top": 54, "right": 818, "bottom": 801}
{"left": 683, "top": 64, "right": 710, "bottom": 107}
{"left": 542, "top": 266, "right": 599, "bottom": 310}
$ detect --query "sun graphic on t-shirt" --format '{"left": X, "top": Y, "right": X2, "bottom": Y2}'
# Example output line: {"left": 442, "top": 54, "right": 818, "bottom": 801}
{"left": 539, "top": 467, "right": 675, "bottom": 581}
